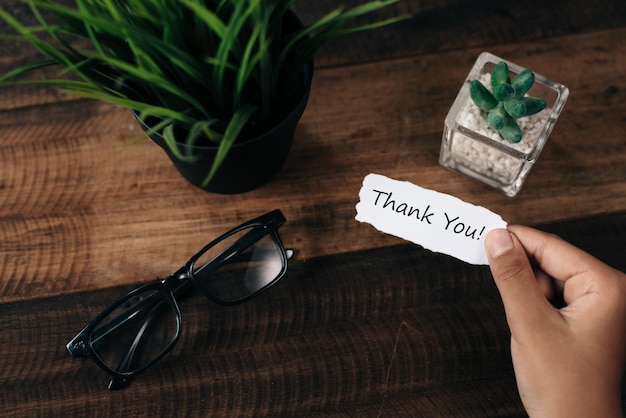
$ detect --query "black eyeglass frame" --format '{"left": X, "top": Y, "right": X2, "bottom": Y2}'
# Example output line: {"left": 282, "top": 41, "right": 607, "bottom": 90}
{"left": 66, "top": 209, "right": 289, "bottom": 389}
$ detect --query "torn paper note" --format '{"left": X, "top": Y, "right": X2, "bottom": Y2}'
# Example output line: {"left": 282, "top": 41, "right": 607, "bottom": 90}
{"left": 355, "top": 173, "right": 507, "bottom": 265}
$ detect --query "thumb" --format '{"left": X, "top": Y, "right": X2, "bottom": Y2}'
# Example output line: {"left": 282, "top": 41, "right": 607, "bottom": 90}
{"left": 484, "top": 228, "right": 553, "bottom": 333}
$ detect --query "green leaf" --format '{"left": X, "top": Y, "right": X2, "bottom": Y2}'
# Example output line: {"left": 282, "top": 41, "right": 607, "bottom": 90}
{"left": 512, "top": 69, "right": 535, "bottom": 98}
{"left": 487, "top": 103, "right": 507, "bottom": 130}
{"left": 469, "top": 80, "right": 498, "bottom": 111}
{"left": 518, "top": 97, "right": 546, "bottom": 117}
{"left": 498, "top": 116, "right": 523, "bottom": 143}
{"left": 201, "top": 105, "right": 257, "bottom": 187}
{"left": 503, "top": 98, "right": 526, "bottom": 119}
{"left": 490, "top": 61, "right": 511, "bottom": 90}
{"left": 162, "top": 124, "right": 198, "bottom": 162}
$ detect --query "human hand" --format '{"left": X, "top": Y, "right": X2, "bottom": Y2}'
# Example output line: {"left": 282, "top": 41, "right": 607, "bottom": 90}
{"left": 484, "top": 225, "right": 626, "bottom": 418}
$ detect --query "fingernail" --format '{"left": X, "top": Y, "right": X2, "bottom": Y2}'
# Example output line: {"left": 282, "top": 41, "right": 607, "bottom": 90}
{"left": 485, "top": 229, "right": 515, "bottom": 257}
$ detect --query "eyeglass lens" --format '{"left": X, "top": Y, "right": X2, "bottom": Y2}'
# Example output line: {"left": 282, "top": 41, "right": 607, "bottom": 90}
{"left": 192, "top": 227, "right": 284, "bottom": 303}
{"left": 90, "top": 289, "right": 178, "bottom": 375}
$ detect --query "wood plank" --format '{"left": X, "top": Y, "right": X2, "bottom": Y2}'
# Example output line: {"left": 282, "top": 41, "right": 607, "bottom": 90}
{"left": 1, "top": 28, "right": 626, "bottom": 302}
{"left": 1, "top": 211, "right": 625, "bottom": 416}
{"left": 2, "top": 0, "right": 626, "bottom": 110}
{"left": 296, "top": 0, "right": 626, "bottom": 67}
{"left": 4, "top": 0, "right": 625, "bottom": 73}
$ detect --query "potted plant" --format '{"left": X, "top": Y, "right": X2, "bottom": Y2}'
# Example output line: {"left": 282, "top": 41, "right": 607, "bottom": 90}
{"left": 439, "top": 52, "right": 569, "bottom": 197}
{"left": 0, "top": 0, "right": 404, "bottom": 193}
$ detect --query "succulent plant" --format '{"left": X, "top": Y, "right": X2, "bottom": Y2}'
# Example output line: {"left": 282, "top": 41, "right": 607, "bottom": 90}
{"left": 469, "top": 61, "right": 546, "bottom": 143}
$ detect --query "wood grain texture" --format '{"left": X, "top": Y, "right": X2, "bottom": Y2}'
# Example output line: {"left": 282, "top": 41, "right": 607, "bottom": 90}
{"left": 1, "top": 212, "right": 625, "bottom": 417}
{"left": 1, "top": 1, "right": 626, "bottom": 412}
{"left": 295, "top": 0, "right": 626, "bottom": 67}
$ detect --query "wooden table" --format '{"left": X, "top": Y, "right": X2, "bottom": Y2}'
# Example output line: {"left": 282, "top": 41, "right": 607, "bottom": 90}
{"left": 1, "top": 0, "right": 625, "bottom": 416}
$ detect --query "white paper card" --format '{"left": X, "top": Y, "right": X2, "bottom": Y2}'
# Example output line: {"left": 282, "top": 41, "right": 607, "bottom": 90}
{"left": 355, "top": 173, "right": 507, "bottom": 265}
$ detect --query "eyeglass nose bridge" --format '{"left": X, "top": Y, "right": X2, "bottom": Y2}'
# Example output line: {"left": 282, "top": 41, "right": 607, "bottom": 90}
{"left": 162, "top": 266, "right": 193, "bottom": 295}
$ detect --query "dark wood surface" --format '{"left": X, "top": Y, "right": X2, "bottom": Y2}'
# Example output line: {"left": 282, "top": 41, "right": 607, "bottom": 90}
{"left": 2, "top": 213, "right": 625, "bottom": 417}
{"left": 1, "top": 0, "right": 626, "bottom": 416}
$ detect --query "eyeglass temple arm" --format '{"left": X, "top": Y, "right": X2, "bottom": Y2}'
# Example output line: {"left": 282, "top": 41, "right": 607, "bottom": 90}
{"left": 107, "top": 297, "right": 170, "bottom": 390}
{"left": 204, "top": 227, "right": 266, "bottom": 267}
{"left": 193, "top": 226, "right": 290, "bottom": 278}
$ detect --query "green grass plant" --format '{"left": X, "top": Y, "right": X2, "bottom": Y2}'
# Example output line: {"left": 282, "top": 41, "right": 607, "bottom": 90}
{"left": 0, "top": 0, "right": 404, "bottom": 185}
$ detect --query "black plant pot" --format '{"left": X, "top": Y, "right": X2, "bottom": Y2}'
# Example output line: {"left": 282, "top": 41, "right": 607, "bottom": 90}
{"left": 136, "top": 69, "right": 312, "bottom": 194}
{"left": 134, "top": 11, "right": 313, "bottom": 194}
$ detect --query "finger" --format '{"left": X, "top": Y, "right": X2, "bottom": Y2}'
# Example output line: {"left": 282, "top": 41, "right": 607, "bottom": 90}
{"left": 484, "top": 229, "right": 554, "bottom": 331}
{"left": 507, "top": 225, "right": 610, "bottom": 283}
{"left": 534, "top": 268, "right": 555, "bottom": 300}
{"left": 533, "top": 266, "right": 566, "bottom": 305}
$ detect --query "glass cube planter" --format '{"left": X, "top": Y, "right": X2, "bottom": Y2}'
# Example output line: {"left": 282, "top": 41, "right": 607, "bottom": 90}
{"left": 439, "top": 52, "right": 569, "bottom": 197}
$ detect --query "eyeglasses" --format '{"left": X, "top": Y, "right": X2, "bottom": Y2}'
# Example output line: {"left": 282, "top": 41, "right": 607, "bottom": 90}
{"left": 66, "top": 210, "right": 291, "bottom": 390}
